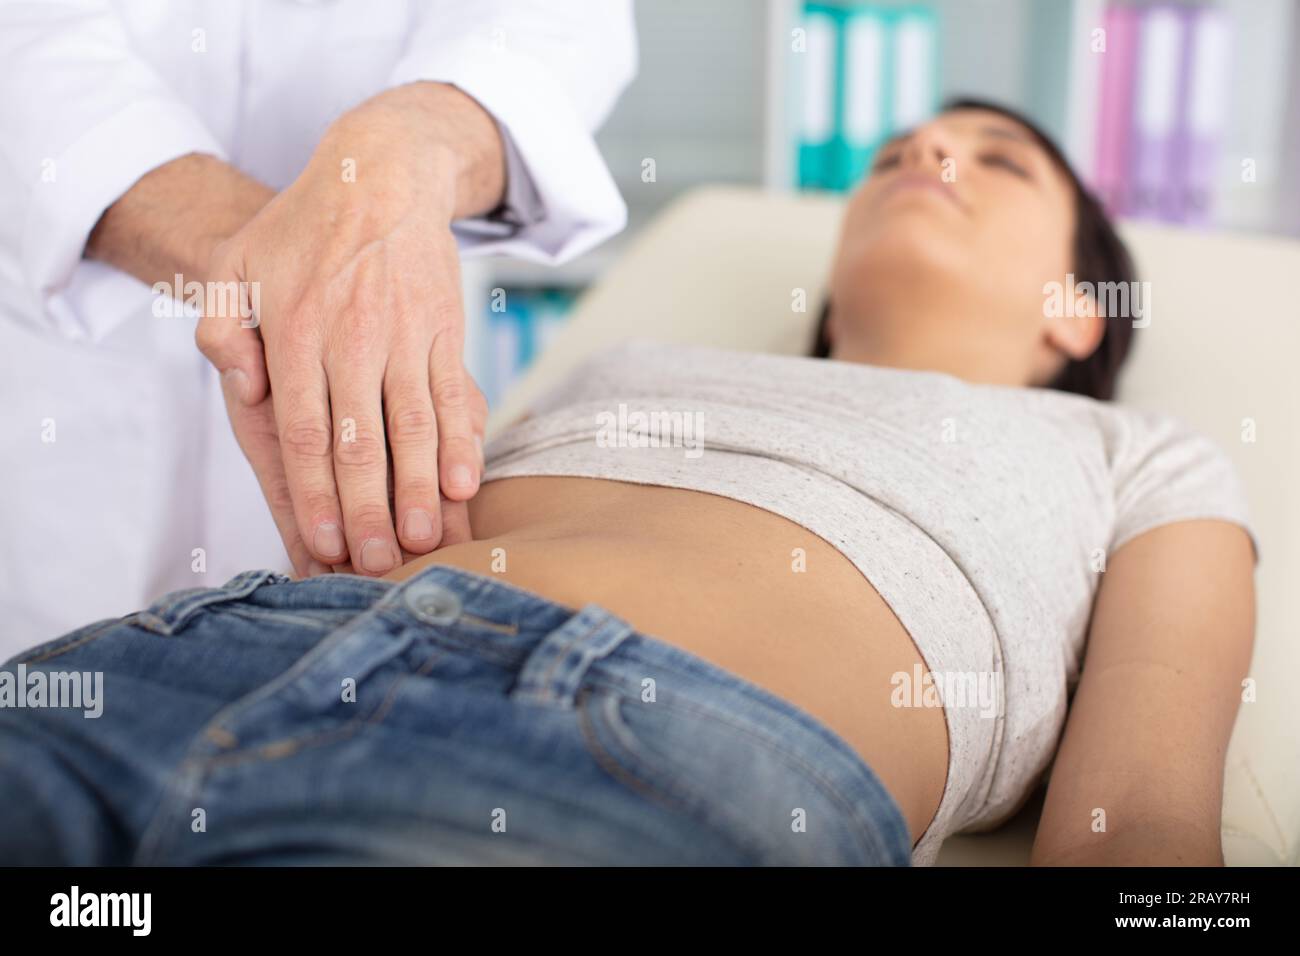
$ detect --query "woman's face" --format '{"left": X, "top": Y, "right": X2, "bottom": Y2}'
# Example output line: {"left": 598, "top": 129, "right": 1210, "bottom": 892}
{"left": 827, "top": 107, "right": 1095, "bottom": 386}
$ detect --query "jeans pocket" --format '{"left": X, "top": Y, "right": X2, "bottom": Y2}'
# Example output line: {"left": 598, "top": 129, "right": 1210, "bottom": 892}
{"left": 579, "top": 687, "right": 706, "bottom": 814}
{"left": 578, "top": 682, "right": 911, "bottom": 865}
{"left": 577, "top": 685, "right": 782, "bottom": 861}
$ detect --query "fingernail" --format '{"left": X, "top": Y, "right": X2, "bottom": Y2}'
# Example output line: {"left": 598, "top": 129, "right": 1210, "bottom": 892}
{"left": 314, "top": 522, "right": 344, "bottom": 559}
{"left": 402, "top": 509, "right": 434, "bottom": 541}
{"left": 448, "top": 464, "right": 475, "bottom": 492}
{"left": 360, "top": 538, "right": 396, "bottom": 573}
{"left": 221, "top": 368, "right": 250, "bottom": 403}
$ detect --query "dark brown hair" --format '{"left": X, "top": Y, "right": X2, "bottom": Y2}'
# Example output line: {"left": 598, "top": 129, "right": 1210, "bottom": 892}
{"left": 810, "top": 97, "right": 1137, "bottom": 401}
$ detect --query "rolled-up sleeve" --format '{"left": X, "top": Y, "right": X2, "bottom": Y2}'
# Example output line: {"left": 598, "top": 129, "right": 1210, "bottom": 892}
{"left": 0, "top": 0, "right": 226, "bottom": 339}
{"left": 388, "top": 0, "right": 638, "bottom": 264}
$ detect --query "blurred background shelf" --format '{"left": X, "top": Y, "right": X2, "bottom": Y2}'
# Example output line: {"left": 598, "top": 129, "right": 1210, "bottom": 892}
{"left": 465, "top": 0, "right": 1300, "bottom": 405}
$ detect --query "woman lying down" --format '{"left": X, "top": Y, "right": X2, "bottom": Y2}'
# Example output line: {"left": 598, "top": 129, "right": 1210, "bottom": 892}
{"left": 1, "top": 99, "right": 1257, "bottom": 867}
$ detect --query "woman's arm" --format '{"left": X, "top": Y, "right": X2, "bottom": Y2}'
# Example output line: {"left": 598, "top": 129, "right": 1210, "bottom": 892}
{"left": 1030, "top": 519, "right": 1256, "bottom": 866}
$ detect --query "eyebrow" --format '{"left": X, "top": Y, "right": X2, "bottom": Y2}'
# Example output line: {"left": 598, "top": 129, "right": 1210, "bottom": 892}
{"left": 976, "top": 125, "right": 1037, "bottom": 147}
{"left": 878, "top": 123, "right": 1041, "bottom": 153}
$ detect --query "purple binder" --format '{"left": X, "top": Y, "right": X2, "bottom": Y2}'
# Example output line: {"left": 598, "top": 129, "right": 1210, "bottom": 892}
{"left": 1128, "top": 5, "right": 1185, "bottom": 221}
{"left": 1179, "top": 7, "right": 1231, "bottom": 225}
{"left": 1093, "top": 4, "right": 1138, "bottom": 216}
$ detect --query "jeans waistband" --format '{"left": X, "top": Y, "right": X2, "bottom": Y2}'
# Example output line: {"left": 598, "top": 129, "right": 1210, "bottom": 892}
{"left": 369, "top": 563, "right": 633, "bottom": 707}
{"left": 138, "top": 562, "right": 914, "bottom": 864}
{"left": 368, "top": 564, "right": 909, "bottom": 849}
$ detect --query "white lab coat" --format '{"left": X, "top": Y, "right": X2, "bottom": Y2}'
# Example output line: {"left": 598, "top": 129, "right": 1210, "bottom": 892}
{"left": 0, "top": 0, "right": 636, "bottom": 653}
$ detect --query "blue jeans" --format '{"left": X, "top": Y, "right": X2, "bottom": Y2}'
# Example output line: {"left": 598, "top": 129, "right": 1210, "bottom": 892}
{"left": 0, "top": 564, "right": 912, "bottom": 865}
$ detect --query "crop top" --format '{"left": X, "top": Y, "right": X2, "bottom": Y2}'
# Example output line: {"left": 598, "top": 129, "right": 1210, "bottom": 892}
{"left": 481, "top": 339, "right": 1258, "bottom": 865}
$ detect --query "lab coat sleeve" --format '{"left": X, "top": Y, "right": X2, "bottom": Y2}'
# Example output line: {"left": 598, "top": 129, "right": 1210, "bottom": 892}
{"left": 387, "top": 0, "right": 638, "bottom": 264}
{"left": 0, "top": 0, "right": 227, "bottom": 340}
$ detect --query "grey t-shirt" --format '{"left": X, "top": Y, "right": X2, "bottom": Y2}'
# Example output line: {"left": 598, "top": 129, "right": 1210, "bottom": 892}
{"left": 483, "top": 339, "right": 1258, "bottom": 865}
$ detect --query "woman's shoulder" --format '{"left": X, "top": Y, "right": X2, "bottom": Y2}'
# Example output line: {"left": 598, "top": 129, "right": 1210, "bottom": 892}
{"left": 1093, "top": 401, "right": 1235, "bottom": 469}
{"left": 1096, "top": 402, "right": 1257, "bottom": 562}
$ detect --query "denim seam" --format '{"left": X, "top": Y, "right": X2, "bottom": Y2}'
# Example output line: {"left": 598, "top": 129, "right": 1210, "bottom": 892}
{"left": 132, "top": 609, "right": 413, "bottom": 862}
{"left": 221, "top": 605, "right": 356, "bottom": 630}
{"left": 458, "top": 612, "right": 519, "bottom": 636}
{"left": 132, "top": 760, "right": 210, "bottom": 865}
{"left": 136, "top": 645, "right": 443, "bottom": 864}
{"left": 384, "top": 613, "right": 528, "bottom": 666}
{"left": 9, "top": 618, "right": 123, "bottom": 665}
{"left": 203, "top": 646, "right": 444, "bottom": 770}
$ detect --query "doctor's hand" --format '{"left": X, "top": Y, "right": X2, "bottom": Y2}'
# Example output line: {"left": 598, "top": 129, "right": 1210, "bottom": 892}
{"left": 196, "top": 82, "right": 503, "bottom": 577}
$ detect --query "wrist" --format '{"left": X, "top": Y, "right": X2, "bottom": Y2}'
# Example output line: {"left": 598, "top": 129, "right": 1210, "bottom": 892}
{"left": 312, "top": 117, "right": 459, "bottom": 224}
{"left": 321, "top": 81, "right": 505, "bottom": 221}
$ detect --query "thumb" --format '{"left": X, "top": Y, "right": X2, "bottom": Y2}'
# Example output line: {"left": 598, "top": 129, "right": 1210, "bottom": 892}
{"left": 195, "top": 275, "right": 269, "bottom": 406}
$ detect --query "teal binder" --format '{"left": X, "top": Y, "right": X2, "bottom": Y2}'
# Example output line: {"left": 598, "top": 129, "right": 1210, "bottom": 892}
{"left": 796, "top": 3, "right": 939, "bottom": 192}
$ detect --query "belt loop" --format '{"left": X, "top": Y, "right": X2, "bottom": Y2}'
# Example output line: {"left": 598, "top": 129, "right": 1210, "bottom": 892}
{"left": 510, "top": 605, "right": 634, "bottom": 707}
{"left": 133, "top": 569, "right": 290, "bottom": 635}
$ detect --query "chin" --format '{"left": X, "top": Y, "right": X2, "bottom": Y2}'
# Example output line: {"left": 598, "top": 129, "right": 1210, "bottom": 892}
{"left": 833, "top": 218, "right": 974, "bottom": 309}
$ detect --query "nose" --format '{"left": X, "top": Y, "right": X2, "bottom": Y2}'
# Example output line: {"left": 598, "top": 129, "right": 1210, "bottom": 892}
{"left": 899, "top": 121, "right": 952, "bottom": 172}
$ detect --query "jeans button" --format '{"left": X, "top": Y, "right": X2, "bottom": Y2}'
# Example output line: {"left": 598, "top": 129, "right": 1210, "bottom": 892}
{"left": 403, "top": 582, "right": 462, "bottom": 624}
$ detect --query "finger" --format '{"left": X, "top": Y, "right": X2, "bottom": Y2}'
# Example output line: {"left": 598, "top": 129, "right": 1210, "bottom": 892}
{"left": 439, "top": 496, "right": 473, "bottom": 547}
{"left": 467, "top": 373, "right": 488, "bottom": 479}
{"left": 196, "top": 276, "right": 270, "bottom": 406}
{"left": 328, "top": 354, "right": 400, "bottom": 576}
{"left": 384, "top": 361, "right": 443, "bottom": 555}
{"left": 429, "top": 326, "right": 480, "bottom": 501}
{"left": 272, "top": 351, "right": 349, "bottom": 566}
{"left": 218, "top": 376, "right": 327, "bottom": 577}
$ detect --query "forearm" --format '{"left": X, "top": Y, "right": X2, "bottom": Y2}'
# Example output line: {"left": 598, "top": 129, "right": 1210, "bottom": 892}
{"left": 1032, "top": 808, "right": 1224, "bottom": 866}
{"left": 85, "top": 153, "right": 275, "bottom": 286}
{"left": 85, "top": 82, "right": 503, "bottom": 290}
{"left": 1030, "top": 521, "right": 1253, "bottom": 869}
{"left": 1031, "top": 738, "right": 1228, "bottom": 866}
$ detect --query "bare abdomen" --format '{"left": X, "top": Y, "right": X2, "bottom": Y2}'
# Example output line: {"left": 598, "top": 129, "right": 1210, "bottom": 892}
{"left": 386, "top": 475, "right": 950, "bottom": 848}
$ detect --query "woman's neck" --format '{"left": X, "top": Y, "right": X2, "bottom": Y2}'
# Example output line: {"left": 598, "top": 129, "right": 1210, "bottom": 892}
{"left": 830, "top": 336, "right": 1029, "bottom": 388}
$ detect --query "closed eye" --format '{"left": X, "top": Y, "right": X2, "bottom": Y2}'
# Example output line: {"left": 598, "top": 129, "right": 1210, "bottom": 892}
{"left": 871, "top": 151, "right": 902, "bottom": 172}
{"left": 979, "top": 153, "right": 1031, "bottom": 179}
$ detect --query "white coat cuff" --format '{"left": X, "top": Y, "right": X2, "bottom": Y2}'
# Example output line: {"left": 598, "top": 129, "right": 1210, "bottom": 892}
{"left": 389, "top": 47, "right": 626, "bottom": 265}
{"left": 24, "top": 96, "right": 226, "bottom": 339}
